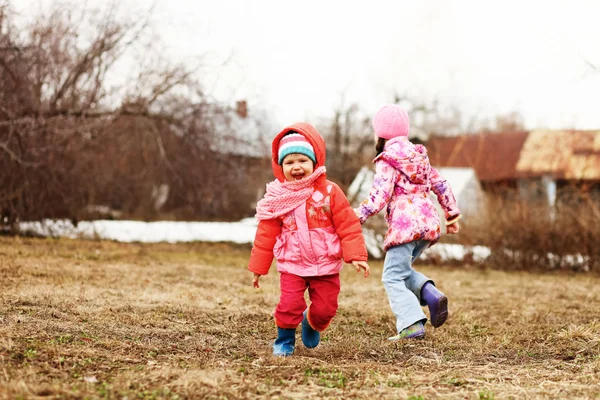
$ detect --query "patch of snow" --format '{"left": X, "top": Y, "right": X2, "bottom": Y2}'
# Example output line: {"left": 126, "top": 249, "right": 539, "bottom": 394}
{"left": 18, "top": 218, "right": 586, "bottom": 269}
{"left": 421, "top": 243, "right": 491, "bottom": 263}
{"left": 19, "top": 218, "right": 490, "bottom": 263}
{"left": 19, "top": 219, "right": 258, "bottom": 244}
{"left": 361, "top": 228, "right": 384, "bottom": 259}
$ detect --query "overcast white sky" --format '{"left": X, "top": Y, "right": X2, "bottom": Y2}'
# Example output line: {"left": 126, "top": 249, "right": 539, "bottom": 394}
{"left": 17, "top": 0, "right": 600, "bottom": 130}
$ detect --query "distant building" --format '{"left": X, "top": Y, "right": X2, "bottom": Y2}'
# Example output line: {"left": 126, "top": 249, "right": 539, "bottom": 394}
{"left": 426, "top": 130, "right": 600, "bottom": 207}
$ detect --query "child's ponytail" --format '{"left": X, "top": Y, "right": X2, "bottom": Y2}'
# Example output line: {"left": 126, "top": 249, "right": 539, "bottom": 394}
{"left": 375, "top": 137, "right": 387, "bottom": 156}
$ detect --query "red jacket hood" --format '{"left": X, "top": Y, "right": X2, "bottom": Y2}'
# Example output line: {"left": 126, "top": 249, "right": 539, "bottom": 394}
{"left": 271, "top": 122, "right": 326, "bottom": 182}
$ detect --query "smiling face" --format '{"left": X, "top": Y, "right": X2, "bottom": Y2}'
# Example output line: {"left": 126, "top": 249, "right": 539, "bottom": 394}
{"left": 282, "top": 153, "right": 315, "bottom": 181}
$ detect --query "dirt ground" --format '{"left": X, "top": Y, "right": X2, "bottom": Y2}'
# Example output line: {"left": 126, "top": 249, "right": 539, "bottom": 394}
{"left": 1, "top": 236, "right": 599, "bottom": 399}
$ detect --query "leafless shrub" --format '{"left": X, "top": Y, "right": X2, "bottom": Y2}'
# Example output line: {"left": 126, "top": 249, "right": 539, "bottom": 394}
{"left": 463, "top": 183, "right": 600, "bottom": 272}
{"left": 0, "top": 2, "right": 270, "bottom": 229}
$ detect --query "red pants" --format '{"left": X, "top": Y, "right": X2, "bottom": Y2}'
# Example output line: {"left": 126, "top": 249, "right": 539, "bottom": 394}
{"left": 274, "top": 273, "right": 340, "bottom": 332}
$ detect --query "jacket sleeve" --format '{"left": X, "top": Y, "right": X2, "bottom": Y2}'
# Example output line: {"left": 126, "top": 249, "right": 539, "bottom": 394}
{"left": 430, "top": 167, "right": 460, "bottom": 220}
{"left": 248, "top": 218, "right": 282, "bottom": 275}
{"left": 331, "top": 184, "right": 368, "bottom": 263}
{"left": 354, "top": 160, "right": 398, "bottom": 224}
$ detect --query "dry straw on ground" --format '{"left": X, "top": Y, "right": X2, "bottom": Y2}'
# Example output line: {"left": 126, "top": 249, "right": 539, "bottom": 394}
{"left": 1, "top": 237, "right": 599, "bottom": 399}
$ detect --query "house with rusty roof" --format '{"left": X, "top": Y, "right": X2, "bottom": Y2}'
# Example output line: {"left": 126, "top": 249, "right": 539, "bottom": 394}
{"left": 426, "top": 130, "right": 600, "bottom": 206}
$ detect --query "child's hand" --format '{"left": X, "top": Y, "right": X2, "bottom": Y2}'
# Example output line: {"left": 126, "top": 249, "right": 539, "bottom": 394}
{"left": 252, "top": 273, "right": 261, "bottom": 288}
{"left": 351, "top": 260, "right": 370, "bottom": 278}
{"left": 447, "top": 221, "right": 460, "bottom": 234}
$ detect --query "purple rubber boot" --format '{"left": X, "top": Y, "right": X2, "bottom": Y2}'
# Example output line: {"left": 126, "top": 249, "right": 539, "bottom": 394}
{"left": 421, "top": 282, "right": 448, "bottom": 328}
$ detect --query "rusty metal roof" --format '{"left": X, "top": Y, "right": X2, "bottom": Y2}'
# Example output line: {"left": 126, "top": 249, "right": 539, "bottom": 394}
{"left": 427, "top": 131, "right": 529, "bottom": 182}
{"left": 427, "top": 130, "right": 600, "bottom": 181}
{"left": 516, "top": 130, "right": 600, "bottom": 180}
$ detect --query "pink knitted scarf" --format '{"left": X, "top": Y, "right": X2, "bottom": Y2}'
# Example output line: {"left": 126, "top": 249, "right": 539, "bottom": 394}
{"left": 255, "top": 166, "right": 326, "bottom": 221}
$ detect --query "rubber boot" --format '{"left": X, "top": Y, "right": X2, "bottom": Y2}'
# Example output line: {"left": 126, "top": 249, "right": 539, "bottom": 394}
{"left": 301, "top": 309, "right": 320, "bottom": 348}
{"left": 273, "top": 327, "right": 296, "bottom": 356}
{"left": 388, "top": 321, "right": 426, "bottom": 341}
{"left": 421, "top": 282, "right": 448, "bottom": 328}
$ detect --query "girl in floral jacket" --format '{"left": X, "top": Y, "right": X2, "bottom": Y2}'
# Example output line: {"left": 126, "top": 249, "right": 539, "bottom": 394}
{"left": 355, "top": 104, "right": 461, "bottom": 341}
{"left": 249, "top": 122, "right": 370, "bottom": 356}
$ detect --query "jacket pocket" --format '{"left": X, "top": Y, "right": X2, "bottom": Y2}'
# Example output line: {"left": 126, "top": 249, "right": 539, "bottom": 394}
{"left": 313, "top": 227, "right": 342, "bottom": 260}
{"left": 273, "top": 232, "right": 301, "bottom": 262}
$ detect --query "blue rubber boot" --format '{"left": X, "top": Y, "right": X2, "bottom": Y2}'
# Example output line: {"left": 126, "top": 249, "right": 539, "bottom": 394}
{"left": 421, "top": 282, "right": 448, "bottom": 328}
{"left": 273, "top": 327, "right": 296, "bottom": 356}
{"left": 301, "top": 309, "right": 320, "bottom": 348}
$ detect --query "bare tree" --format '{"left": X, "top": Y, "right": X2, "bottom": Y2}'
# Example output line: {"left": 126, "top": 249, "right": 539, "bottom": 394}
{"left": 319, "top": 101, "right": 373, "bottom": 190}
{"left": 392, "top": 94, "right": 466, "bottom": 139}
{"left": 582, "top": 56, "right": 598, "bottom": 74}
{"left": 0, "top": 1, "right": 270, "bottom": 229}
{"left": 320, "top": 94, "right": 468, "bottom": 188}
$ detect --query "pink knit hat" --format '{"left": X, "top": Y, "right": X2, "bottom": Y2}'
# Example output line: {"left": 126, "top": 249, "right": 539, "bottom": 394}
{"left": 372, "top": 104, "right": 410, "bottom": 139}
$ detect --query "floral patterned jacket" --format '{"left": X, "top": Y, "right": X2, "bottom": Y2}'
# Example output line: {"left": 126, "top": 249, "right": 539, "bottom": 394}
{"left": 355, "top": 136, "right": 460, "bottom": 251}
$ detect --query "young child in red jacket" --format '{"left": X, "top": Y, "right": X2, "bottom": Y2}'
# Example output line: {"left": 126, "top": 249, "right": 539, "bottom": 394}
{"left": 249, "top": 122, "right": 370, "bottom": 356}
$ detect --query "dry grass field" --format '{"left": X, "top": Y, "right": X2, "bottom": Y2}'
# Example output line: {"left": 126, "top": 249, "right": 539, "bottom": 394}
{"left": 1, "top": 236, "right": 599, "bottom": 399}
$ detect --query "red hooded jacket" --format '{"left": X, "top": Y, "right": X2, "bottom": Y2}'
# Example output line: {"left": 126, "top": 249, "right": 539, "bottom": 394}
{"left": 248, "top": 123, "right": 368, "bottom": 276}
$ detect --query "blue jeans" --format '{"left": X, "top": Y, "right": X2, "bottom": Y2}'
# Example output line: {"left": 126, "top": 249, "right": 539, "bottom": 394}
{"left": 382, "top": 240, "right": 433, "bottom": 333}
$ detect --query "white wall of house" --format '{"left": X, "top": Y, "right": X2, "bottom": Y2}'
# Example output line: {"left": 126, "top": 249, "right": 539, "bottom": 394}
{"left": 429, "top": 167, "right": 485, "bottom": 233}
